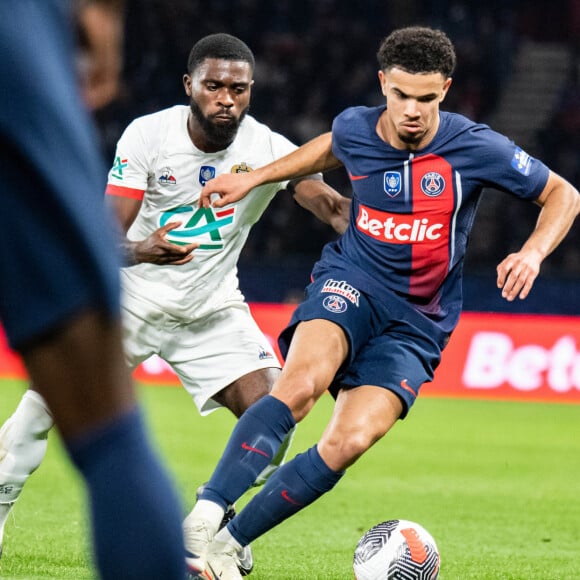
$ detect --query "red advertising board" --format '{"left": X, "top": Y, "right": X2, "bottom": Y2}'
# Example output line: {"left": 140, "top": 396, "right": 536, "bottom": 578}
{"left": 1, "top": 306, "right": 579, "bottom": 404}
{"left": 426, "top": 311, "right": 580, "bottom": 403}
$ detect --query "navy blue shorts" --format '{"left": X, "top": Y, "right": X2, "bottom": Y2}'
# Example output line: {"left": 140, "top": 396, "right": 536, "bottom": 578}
{"left": 279, "top": 273, "right": 449, "bottom": 418}
{"left": 0, "top": 1, "right": 121, "bottom": 350}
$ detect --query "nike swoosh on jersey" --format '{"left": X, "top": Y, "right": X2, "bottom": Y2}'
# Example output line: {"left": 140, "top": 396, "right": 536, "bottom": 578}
{"left": 241, "top": 441, "right": 269, "bottom": 457}
{"left": 348, "top": 171, "right": 369, "bottom": 181}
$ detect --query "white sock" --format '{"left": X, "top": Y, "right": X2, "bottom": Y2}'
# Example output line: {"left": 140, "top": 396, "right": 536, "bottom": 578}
{"left": 0, "top": 389, "right": 54, "bottom": 513}
{"left": 183, "top": 499, "right": 225, "bottom": 536}
{"left": 212, "top": 525, "right": 243, "bottom": 551}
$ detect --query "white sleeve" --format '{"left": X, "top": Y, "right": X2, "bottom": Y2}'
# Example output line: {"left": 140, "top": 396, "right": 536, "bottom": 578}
{"left": 106, "top": 117, "right": 152, "bottom": 193}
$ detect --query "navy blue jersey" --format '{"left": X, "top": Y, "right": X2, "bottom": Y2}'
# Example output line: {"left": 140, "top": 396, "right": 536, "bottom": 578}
{"left": 315, "top": 106, "right": 549, "bottom": 334}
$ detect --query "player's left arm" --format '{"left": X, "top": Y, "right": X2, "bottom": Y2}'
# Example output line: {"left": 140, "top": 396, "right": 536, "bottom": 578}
{"left": 496, "top": 170, "right": 580, "bottom": 301}
{"left": 289, "top": 176, "right": 351, "bottom": 234}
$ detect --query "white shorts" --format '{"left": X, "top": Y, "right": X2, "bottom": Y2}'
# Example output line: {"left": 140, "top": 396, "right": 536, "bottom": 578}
{"left": 121, "top": 293, "right": 281, "bottom": 415}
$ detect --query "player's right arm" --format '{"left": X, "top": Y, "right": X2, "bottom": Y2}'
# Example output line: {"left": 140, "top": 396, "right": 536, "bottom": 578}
{"left": 199, "top": 132, "right": 343, "bottom": 208}
{"left": 105, "top": 115, "right": 198, "bottom": 266}
{"left": 496, "top": 170, "right": 580, "bottom": 301}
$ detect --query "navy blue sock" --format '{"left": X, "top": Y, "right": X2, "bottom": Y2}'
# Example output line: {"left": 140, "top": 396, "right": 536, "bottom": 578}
{"left": 201, "top": 395, "right": 296, "bottom": 508}
{"left": 66, "top": 407, "right": 185, "bottom": 580}
{"left": 228, "top": 445, "right": 344, "bottom": 546}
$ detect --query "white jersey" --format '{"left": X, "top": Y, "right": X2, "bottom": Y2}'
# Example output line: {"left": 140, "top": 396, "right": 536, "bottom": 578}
{"left": 106, "top": 105, "right": 296, "bottom": 321}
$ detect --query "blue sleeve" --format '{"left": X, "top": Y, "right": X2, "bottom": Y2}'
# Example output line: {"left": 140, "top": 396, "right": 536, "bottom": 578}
{"left": 467, "top": 125, "right": 549, "bottom": 201}
{"left": 331, "top": 106, "right": 367, "bottom": 165}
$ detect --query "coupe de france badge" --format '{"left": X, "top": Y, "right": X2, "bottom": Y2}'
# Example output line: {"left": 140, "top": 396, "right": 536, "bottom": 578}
{"left": 384, "top": 171, "right": 402, "bottom": 197}
{"left": 199, "top": 165, "right": 216, "bottom": 186}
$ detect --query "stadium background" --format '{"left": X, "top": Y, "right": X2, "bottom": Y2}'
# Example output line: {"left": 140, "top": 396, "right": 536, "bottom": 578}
{"left": 0, "top": 6, "right": 579, "bottom": 577}
{"left": 3, "top": 0, "right": 578, "bottom": 401}
{"left": 94, "top": 0, "right": 580, "bottom": 313}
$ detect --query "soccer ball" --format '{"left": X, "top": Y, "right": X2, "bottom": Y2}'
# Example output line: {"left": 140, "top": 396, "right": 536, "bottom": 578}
{"left": 353, "top": 519, "right": 440, "bottom": 580}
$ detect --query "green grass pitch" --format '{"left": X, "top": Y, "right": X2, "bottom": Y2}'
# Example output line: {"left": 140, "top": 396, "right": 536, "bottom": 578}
{"left": 1, "top": 378, "right": 579, "bottom": 579}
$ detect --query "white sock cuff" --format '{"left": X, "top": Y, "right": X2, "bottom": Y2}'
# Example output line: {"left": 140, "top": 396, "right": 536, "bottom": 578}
{"left": 19, "top": 390, "right": 54, "bottom": 433}
{"left": 23, "top": 389, "right": 52, "bottom": 414}
{"left": 186, "top": 500, "right": 225, "bottom": 534}
{"left": 213, "top": 525, "right": 242, "bottom": 551}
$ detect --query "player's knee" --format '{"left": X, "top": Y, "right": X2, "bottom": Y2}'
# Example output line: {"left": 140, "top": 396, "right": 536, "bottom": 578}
{"left": 274, "top": 372, "right": 323, "bottom": 422}
{"left": 320, "top": 428, "right": 382, "bottom": 470}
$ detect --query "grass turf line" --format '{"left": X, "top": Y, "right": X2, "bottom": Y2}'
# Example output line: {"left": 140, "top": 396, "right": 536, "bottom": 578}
{"left": 0, "top": 379, "right": 579, "bottom": 579}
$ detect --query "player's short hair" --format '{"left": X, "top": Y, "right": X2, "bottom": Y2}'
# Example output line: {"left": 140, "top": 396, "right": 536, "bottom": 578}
{"left": 187, "top": 33, "right": 255, "bottom": 74}
{"left": 377, "top": 26, "right": 456, "bottom": 78}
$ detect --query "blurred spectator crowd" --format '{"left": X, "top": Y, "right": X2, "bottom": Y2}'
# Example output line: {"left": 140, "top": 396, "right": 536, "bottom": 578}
{"left": 95, "top": 0, "right": 579, "bottom": 284}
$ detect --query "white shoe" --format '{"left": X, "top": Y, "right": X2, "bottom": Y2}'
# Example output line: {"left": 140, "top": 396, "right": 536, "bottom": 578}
{"left": 184, "top": 520, "right": 214, "bottom": 577}
{"left": 183, "top": 519, "right": 253, "bottom": 579}
{"left": 194, "top": 484, "right": 253, "bottom": 576}
{"left": 236, "top": 544, "right": 253, "bottom": 576}
{"left": 207, "top": 541, "right": 243, "bottom": 580}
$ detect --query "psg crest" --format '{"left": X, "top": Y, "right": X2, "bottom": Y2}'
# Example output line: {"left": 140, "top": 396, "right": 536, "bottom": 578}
{"left": 420, "top": 172, "right": 445, "bottom": 197}
{"left": 323, "top": 295, "right": 348, "bottom": 313}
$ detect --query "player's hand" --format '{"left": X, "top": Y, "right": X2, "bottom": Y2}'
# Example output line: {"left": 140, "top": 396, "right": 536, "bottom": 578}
{"left": 496, "top": 248, "right": 543, "bottom": 301}
{"left": 199, "top": 172, "right": 259, "bottom": 208}
{"left": 133, "top": 222, "right": 198, "bottom": 265}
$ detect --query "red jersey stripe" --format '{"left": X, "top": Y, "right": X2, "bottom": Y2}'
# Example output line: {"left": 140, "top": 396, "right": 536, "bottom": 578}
{"left": 409, "top": 154, "right": 455, "bottom": 299}
{"left": 105, "top": 183, "right": 145, "bottom": 200}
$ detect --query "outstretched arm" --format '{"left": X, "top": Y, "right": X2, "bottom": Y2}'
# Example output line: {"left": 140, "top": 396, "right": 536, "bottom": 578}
{"left": 199, "top": 132, "right": 343, "bottom": 208}
{"left": 496, "top": 171, "right": 580, "bottom": 301}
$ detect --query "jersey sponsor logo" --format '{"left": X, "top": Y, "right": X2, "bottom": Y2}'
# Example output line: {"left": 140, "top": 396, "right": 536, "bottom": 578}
{"left": 111, "top": 156, "right": 128, "bottom": 180}
{"left": 158, "top": 167, "right": 177, "bottom": 186}
{"left": 420, "top": 171, "right": 445, "bottom": 197}
{"left": 199, "top": 165, "right": 216, "bottom": 186}
{"left": 357, "top": 206, "right": 443, "bottom": 243}
{"left": 321, "top": 279, "right": 360, "bottom": 306}
{"left": 322, "top": 295, "right": 348, "bottom": 313}
{"left": 384, "top": 171, "right": 402, "bottom": 197}
{"left": 511, "top": 147, "right": 532, "bottom": 176}
{"left": 231, "top": 162, "right": 253, "bottom": 173}
{"left": 160, "top": 205, "right": 235, "bottom": 250}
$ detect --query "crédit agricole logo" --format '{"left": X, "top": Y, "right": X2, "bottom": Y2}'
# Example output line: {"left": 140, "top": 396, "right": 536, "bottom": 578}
{"left": 160, "top": 205, "right": 235, "bottom": 250}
